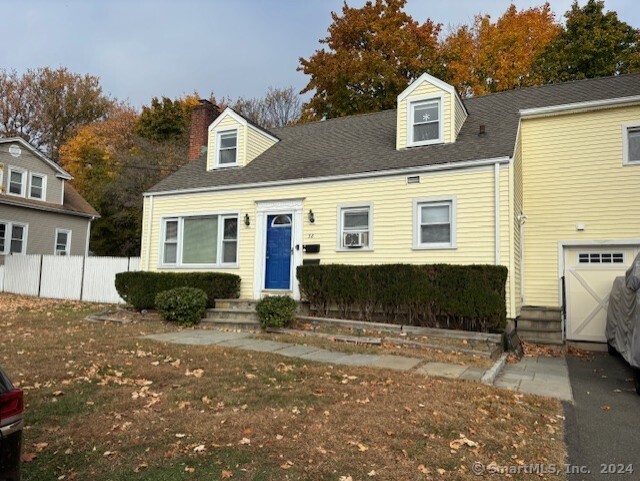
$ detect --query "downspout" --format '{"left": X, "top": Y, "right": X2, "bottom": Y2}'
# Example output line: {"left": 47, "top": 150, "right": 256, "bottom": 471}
{"left": 145, "top": 195, "right": 154, "bottom": 270}
{"left": 494, "top": 162, "right": 500, "bottom": 265}
{"left": 519, "top": 213, "right": 527, "bottom": 305}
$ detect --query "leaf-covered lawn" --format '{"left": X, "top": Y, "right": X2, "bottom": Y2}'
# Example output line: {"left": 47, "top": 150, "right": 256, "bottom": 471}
{"left": 0, "top": 294, "right": 567, "bottom": 480}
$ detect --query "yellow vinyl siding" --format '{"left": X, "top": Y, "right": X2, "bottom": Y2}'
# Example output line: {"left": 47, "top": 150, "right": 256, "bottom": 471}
{"left": 396, "top": 80, "right": 454, "bottom": 149}
{"left": 207, "top": 116, "right": 245, "bottom": 170}
{"left": 521, "top": 105, "right": 640, "bottom": 307}
{"left": 454, "top": 98, "right": 467, "bottom": 139}
{"left": 246, "top": 127, "right": 277, "bottom": 163}
{"left": 143, "top": 164, "right": 514, "bottom": 315}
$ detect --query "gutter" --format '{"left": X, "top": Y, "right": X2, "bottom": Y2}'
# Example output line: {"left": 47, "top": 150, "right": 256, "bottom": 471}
{"left": 0, "top": 197, "right": 97, "bottom": 219}
{"left": 145, "top": 156, "right": 512, "bottom": 198}
{"left": 519, "top": 95, "right": 640, "bottom": 119}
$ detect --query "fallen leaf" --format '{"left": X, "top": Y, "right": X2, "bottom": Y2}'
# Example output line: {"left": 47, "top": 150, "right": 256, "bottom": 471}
{"left": 418, "top": 464, "right": 429, "bottom": 474}
{"left": 368, "top": 470, "right": 377, "bottom": 476}
{"left": 437, "top": 468, "right": 446, "bottom": 475}
{"left": 280, "top": 461, "right": 294, "bottom": 469}
{"left": 184, "top": 466, "right": 195, "bottom": 473}
{"left": 239, "top": 437, "right": 251, "bottom": 445}
{"left": 221, "top": 470, "right": 233, "bottom": 479}
{"left": 21, "top": 453, "right": 37, "bottom": 463}
{"left": 185, "top": 368, "right": 204, "bottom": 378}
{"left": 601, "top": 405, "right": 612, "bottom": 411}
{"left": 193, "top": 444, "right": 205, "bottom": 453}
{"left": 52, "top": 390, "right": 64, "bottom": 397}
{"left": 33, "top": 442, "right": 49, "bottom": 452}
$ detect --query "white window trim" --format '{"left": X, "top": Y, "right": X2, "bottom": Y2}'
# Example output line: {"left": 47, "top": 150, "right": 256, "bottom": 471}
{"left": 54, "top": 228, "right": 72, "bottom": 256}
{"left": 0, "top": 220, "right": 28, "bottom": 255}
{"left": 622, "top": 122, "right": 640, "bottom": 165}
{"left": 7, "top": 167, "right": 26, "bottom": 197}
{"left": 28, "top": 172, "right": 47, "bottom": 201}
{"left": 0, "top": 163, "right": 4, "bottom": 194}
{"left": 336, "top": 203, "right": 373, "bottom": 252}
{"left": 159, "top": 212, "right": 240, "bottom": 269}
{"left": 413, "top": 196, "right": 457, "bottom": 250}
{"left": 214, "top": 129, "right": 239, "bottom": 168}
{"left": 407, "top": 94, "right": 445, "bottom": 147}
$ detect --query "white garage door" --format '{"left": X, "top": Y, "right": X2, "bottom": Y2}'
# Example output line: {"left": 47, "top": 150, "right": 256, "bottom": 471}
{"left": 565, "top": 245, "right": 640, "bottom": 342}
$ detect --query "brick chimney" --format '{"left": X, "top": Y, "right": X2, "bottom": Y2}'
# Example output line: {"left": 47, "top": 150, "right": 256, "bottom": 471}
{"left": 188, "top": 99, "right": 219, "bottom": 161}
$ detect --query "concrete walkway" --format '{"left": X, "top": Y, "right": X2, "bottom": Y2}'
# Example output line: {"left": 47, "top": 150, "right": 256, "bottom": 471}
{"left": 145, "top": 330, "right": 572, "bottom": 400}
{"left": 495, "top": 356, "right": 573, "bottom": 401}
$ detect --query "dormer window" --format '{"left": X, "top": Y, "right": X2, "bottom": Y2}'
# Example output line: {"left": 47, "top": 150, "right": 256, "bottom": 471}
{"left": 216, "top": 130, "right": 238, "bottom": 167}
{"left": 409, "top": 98, "right": 442, "bottom": 146}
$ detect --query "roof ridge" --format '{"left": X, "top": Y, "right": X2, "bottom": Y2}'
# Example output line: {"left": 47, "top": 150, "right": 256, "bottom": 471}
{"left": 274, "top": 108, "right": 396, "bottom": 132}
{"left": 464, "top": 72, "right": 640, "bottom": 103}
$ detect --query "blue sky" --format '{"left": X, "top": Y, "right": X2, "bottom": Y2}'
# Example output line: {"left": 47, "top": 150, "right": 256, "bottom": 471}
{"left": 1, "top": 0, "right": 638, "bottom": 108}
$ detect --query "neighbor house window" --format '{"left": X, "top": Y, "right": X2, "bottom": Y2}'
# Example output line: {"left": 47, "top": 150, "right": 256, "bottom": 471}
{"left": 339, "top": 205, "right": 371, "bottom": 249}
{"left": 29, "top": 173, "right": 46, "bottom": 200}
{"left": 410, "top": 98, "right": 441, "bottom": 146}
{"left": 8, "top": 168, "right": 26, "bottom": 197}
{"left": 161, "top": 214, "right": 239, "bottom": 267}
{"left": 414, "top": 198, "right": 456, "bottom": 249}
{"left": 216, "top": 130, "right": 238, "bottom": 166}
{"left": 55, "top": 229, "right": 71, "bottom": 256}
{"left": 624, "top": 125, "right": 640, "bottom": 164}
{"left": 0, "top": 221, "right": 27, "bottom": 254}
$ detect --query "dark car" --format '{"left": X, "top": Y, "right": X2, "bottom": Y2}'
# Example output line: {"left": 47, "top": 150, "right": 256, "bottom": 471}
{"left": 0, "top": 366, "right": 23, "bottom": 481}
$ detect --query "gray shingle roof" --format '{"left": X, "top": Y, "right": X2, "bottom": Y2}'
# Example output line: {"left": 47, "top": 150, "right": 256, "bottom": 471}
{"left": 148, "top": 73, "right": 640, "bottom": 194}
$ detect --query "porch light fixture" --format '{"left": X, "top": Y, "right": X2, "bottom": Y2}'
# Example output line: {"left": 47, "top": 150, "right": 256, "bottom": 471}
{"left": 308, "top": 209, "right": 315, "bottom": 223}
{"left": 244, "top": 213, "right": 250, "bottom": 226}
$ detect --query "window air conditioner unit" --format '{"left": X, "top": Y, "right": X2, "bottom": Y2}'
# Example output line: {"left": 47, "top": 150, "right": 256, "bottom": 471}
{"left": 344, "top": 231, "right": 367, "bottom": 248}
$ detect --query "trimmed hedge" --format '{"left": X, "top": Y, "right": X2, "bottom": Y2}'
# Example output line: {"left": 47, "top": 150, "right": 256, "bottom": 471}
{"left": 115, "top": 271, "right": 240, "bottom": 310}
{"left": 296, "top": 264, "right": 508, "bottom": 333}
{"left": 155, "top": 287, "right": 207, "bottom": 326}
{"left": 255, "top": 295, "right": 298, "bottom": 329}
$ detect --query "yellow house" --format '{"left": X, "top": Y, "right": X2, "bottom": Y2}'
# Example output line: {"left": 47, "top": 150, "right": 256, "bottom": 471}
{"left": 141, "top": 73, "right": 640, "bottom": 345}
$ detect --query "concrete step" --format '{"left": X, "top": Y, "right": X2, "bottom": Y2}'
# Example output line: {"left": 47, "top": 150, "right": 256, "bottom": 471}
{"left": 519, "top": 306, "right": 562, "bottom": 322}
{"left": 517, "top": 328, "right": 563, "bottom": 345}
{"left": 201, "top": 318, "right": 260, "bottom": 331}
{"left": 215, "top": 299, "right": 258, "bottom": 310}
{"left": 517, "top": 318, "right": 562, "bottom": 332}
{"left": 206, "top": 308, "right": 259, "bottom": 322}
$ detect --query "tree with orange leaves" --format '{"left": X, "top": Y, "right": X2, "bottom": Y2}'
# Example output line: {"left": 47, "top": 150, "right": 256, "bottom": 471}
{"left": 441, "top": 3, "right": 561, "bottom": 97}
{"left": 298, "top": 0, "right": 442, "bottom": 120}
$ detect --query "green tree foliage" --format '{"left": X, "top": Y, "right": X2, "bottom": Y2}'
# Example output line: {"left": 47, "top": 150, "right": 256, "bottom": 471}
{"left": 0, "top": 67, "right": 114, "bottom": 159}
{"left": 135, "top": 96, "right": 190, "bottom": 142}
{"left": 533, "top": 0, "right": 640, "bottom": 82}
{"left": 298, "top": 0, "right": 442, "bottom": 120}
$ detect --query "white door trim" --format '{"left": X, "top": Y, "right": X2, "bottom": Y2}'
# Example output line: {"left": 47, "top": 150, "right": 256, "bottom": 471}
{"left": 253, "top": 199, "right": 304, "bottom": 300}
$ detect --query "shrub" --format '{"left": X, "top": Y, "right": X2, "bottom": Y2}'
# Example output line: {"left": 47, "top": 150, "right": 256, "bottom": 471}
{"left": 255, "top": 296, "right": 298, "bottom": 329}
{"left": 115, "top": 271, "right": 240, "bottom": 310}
{"left": 296, "top": 264, "right": 508, "bottom": 332}
{"left": 155, "top": 287, "right": 207, "bottom": 326}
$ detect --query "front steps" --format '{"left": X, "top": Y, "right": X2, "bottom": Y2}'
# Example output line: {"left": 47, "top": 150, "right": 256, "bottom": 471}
{"left": 516, "top": 306, "right": 563, "bottom": 345}
{"left": 201, "top": 299, "right": 260, "bottom": 330}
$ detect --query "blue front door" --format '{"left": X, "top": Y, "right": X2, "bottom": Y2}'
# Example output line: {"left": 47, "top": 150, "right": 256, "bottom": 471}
{"left": 265, "top": 214, "right": 292, "bottom": 289}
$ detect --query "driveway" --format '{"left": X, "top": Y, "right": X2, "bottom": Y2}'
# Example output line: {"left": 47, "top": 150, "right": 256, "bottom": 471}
{"left": 564, "top": 352, "right": 639, "bottom": 480}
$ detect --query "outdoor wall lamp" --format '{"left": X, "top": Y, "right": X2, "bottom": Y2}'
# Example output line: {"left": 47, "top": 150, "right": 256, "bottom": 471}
{"left": 244, "top": 213, "right": 250, "bottom": 226}
{"left": 308, "top": 209, "right": 315, "bottom": 223}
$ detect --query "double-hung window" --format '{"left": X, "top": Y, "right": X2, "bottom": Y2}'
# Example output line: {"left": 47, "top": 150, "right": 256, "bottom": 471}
{"left": 29, "top": 173, "right": 46, "bottom": 200}
{"left": 0, "top": 221, "right": 27, "bottom": 255}
{"left": 410, "top": 98, "right": 442, "bottom": 146}
{"left": 161, "top": 214, "right": 239, "bottom": 267}
{"left": 339, "top": 205, "right": 371, "bottom": 249}
{"left": 623, "top": 124, "right": 640, "bottom": 164}
{"left": 8, "top": 168, "right": 26, "bottom": 197}
{"left": 216, "top": 130, "right": 238, "bottom": 166}
{"left": 414, "top": 198, "right": 456, "bottom": 249}
{"left": 55, "top": 229, "right": 71, "bottom": 256}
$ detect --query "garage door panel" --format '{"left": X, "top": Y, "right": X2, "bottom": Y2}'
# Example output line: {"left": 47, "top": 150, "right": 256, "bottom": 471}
{"left": 565, "top": 246, "right": 638, "bottom": 343}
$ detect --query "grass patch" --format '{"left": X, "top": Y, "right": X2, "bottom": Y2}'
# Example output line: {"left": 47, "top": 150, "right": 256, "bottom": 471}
{"left": 0, "top": 294, "right": 566, "bottom": 481}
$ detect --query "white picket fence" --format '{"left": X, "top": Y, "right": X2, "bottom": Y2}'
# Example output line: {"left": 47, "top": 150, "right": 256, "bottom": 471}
{"left": 1, "top": 255, "right": 140, "bottom": 304}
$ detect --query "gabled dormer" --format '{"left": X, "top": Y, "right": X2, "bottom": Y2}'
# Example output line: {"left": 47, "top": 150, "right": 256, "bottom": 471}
{"left": 0, "top": 137, "right": 71, "bottom": 205}
{"left": 396, "top": 73, "right": 467, "bottom": 150}
{"left": 206, "top": 108, "right": 279, "bottom": 171}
